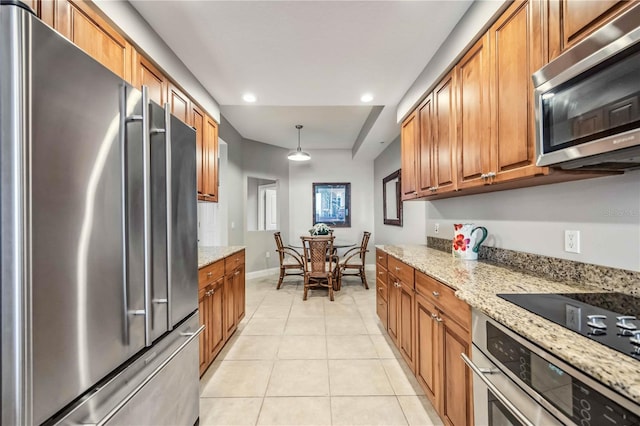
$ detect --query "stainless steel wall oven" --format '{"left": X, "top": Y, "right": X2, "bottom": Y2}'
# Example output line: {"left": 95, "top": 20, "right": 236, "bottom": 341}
{"left": 465, "top": 309, "right": 639, "bottom": 426}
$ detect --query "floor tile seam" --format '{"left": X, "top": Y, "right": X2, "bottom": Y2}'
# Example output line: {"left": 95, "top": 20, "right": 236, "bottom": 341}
{"left": 255, "top": 355, "right": 278, "bottom": 426}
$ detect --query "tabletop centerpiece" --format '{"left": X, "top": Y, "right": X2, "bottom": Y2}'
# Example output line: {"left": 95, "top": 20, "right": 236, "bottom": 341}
{"left": 309, "top": 223, "right": 332, "bottom": 236}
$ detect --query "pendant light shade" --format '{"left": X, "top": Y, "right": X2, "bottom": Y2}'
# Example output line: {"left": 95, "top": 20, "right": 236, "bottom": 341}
{"left": 288, "top": 124, "right": 311, "bottom": 161}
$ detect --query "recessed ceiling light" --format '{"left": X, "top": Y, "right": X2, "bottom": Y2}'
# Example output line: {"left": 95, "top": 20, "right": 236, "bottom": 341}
{"left": 361, "top": 93, "right": 373, "bottom": 103}
{"left": 243, "top": 93, "right": 257, "bottom": 103}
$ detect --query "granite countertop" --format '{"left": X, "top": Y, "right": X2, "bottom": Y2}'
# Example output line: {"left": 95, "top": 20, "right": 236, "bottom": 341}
{"left": 376, "top": 244, "right": 640, "bottom": 405}
{"left": 198, "top": 246, "right": 245, "bottom": 268}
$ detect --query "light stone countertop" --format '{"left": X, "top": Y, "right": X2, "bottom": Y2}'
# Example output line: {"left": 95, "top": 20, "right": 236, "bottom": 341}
{"left": 376, "top": 244, "right": 640, "bottom": 405}
{"left": 198, "top": 246, "right": 245, "bottom": 268}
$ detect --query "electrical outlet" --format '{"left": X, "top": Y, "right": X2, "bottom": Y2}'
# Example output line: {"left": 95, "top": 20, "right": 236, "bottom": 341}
{"left": 564, "top": 230, "right": 580, "bottom": 253}
{"left": 434, "top": 223, "right": 440, "bottom": 234}
{"left": 266, "top": 251, "right": 270, "bottom": 259}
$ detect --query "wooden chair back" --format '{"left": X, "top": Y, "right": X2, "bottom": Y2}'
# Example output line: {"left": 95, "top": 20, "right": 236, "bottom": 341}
{"left": 300, "top": 235, "right": 336, "bottom": 278}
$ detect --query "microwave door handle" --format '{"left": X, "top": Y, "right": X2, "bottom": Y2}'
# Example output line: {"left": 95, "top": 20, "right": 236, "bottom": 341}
{"left": 164, "top": 102, "right": 173, "bottom": 331}
{"left": 461, "top": 353, "right": 536, "bottom": 426}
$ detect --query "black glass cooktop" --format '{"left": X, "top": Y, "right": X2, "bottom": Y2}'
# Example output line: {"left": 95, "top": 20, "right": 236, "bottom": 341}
{"left": 498, "top": 292, "right": 640, "bottom": 359}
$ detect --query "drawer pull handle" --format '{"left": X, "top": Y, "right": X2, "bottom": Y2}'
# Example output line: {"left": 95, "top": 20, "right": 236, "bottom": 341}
{"left": 395, "top": 267, "right": 400, "bottom": 271}
{"left": 206, "top": 272, "right": 213, "bottom": 278}
{"left": 378, "top": 271, "right": 384, "bottom": 275}
{"left": 432, "top": 291, "right": 440, "bottom": 298}
{"left": 234, "top": 271, "right": 240, "bottom": 276}
{"left": 431, "top": 313, "right": 438, "bottom": 320}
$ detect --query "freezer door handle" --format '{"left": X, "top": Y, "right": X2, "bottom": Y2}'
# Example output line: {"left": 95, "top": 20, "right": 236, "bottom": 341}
{"left": 90, "top": 324, "right": 205, "bottom": 426}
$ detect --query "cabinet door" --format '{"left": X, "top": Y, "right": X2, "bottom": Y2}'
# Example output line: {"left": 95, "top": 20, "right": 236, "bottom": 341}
{"left": 387, "top": 273, "right": 400, "bottom": 345}
{"left": 208, "top": 279, "right": 225, "bottom": 361}
{"left": 549, "top": 0, "right": 634, "bottom": 59}
{"left": 54, "top": 0, "right": 133, "bottom": 82}
{"left": 198, "top": 286, "right": 209, "bottom": 376}
{"left": 415, "top": 293, "right": 439, "bottom": 406}
{"left": 401, "top": 111, "right": 418, "bottom": 200}
{"left": 417, "top": 94, "right": 434, "bottom": 196}
{"left": 457, "top": 33, "right": 491, "bottom": 190}
{"left": 133, "top": 52, "right": 167, "bottom": 106}
{"left": 168, "top": 83, "right": 191, "bottom": 125}
{"left": 376, "top": 268, "right": 388, "bottom": 330}
{"left": 191, "top": 105, "right": 205, "bottom": 196}
{"left": 224, "top": 272, "right": 237, "bottom": 337}
{"left": 398, "top": 280, "right": 415, "bottom": 373}
{"left": 440, "top": 312, "right": 472, "bottom": 426}
{"left": 233, "top": 264, "right": 245, "bottom": 324}
{"left": 489, "top": 0, "right": 545, "bottom": 184}
{"left": 203, "top": 116, "right": 219, "bottom": 202}
{"left": 433, "top": 71, "right": 457, "bottom": 194}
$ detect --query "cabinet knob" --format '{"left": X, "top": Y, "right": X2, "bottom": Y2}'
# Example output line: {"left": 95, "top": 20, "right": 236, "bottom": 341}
{"left": 435, "top": 316, "right": 443, "bottom": 323}
{"left": 432, "top": 291, "right": 440, "bottom": 298}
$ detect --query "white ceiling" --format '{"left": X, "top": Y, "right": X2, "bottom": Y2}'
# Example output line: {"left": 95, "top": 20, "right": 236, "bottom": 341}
{"left": 130, "top": 0, "right": 473, "bottom": 160}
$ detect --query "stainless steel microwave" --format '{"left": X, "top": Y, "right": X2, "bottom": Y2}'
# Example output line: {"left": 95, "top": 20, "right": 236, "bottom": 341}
{"left": 533, "top": 4, "right": 640, "bottom": 171}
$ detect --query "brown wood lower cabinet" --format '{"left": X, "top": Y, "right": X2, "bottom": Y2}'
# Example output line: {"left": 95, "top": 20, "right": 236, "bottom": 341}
{"left": 199, "top": 249, "right": 245, "bottom": 376}
{"left": 377, "top": 253, "right": 473, "bottom": 426}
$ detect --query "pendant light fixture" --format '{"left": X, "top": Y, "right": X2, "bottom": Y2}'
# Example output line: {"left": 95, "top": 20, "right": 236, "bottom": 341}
{"left": 287, "top": 124, "right": 311, "bottom": 161}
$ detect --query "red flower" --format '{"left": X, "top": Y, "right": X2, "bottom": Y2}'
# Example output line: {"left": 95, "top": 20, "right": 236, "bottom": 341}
{"left": 453, "top": 234, "right": 470, "bottom": 251}
{"left": 454, "top": 224, "right": 463, "bottom": 231}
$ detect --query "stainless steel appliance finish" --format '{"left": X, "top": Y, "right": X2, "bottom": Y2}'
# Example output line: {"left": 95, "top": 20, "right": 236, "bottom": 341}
{"left": 0, "top": 2, "right": 199, "bottom": 424}
{"left": 533, "top": 3, "right": 640, "bottom": 170}
{"left": 469, "top": 309, "right": 640, "bottom": 426}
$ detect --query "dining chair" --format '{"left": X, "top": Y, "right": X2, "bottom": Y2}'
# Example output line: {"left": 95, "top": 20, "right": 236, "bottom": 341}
{"left": 300, "top": 235, "right": 338, "bottom": 301}
{"left": 337, "top": 231, "right": 371, "bottom": 290}
{"left": 274, "top": 232, "right": 304, "bottom": 289}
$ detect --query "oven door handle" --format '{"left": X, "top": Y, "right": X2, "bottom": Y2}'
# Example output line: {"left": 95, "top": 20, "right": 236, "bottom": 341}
{"left": 461, "top": 353, "right": 535, "bottom": 426}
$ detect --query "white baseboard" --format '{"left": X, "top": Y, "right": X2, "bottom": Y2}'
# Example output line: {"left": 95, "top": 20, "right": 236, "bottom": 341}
{"left": 245, "top": 267, "right": 279, "bottom": 280}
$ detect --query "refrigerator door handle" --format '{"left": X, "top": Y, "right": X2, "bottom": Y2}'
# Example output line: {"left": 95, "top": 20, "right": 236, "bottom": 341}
{"left": 121, "top": 85, "right": 149, "bottom": 345}
{"left": 141, "top": 86, "right": 152, "bottom": 347}
{"left": 164, "top": 102, "right": 173, "bottom": 331}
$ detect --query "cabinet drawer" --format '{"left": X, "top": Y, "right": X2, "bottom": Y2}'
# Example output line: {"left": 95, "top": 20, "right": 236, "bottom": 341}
{"left": 199, "top": 259, "right": 224, "bottom": 288}
{"left": 415, "top": 270, "right": 470, "bottom": 330}
{"left": 224, "top": 250, "right": 245, "bottom": 274}
{"left": 376, "top": 267, "right": 387, "bottom": 285}
{"left": 376, "top": 278, "right": 388, "bottom": 302}
{"left": 376, "top": 249, "right": 388, "bottom": 269}
{"left": 387, "top": 256, "right": 414, "bottom": 288}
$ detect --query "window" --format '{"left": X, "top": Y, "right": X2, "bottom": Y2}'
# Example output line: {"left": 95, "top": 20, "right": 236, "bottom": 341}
{"left": 312, "top": 182, "right": 350, "bottom": 227}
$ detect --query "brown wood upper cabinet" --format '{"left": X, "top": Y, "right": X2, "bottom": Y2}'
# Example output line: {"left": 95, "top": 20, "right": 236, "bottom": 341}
{"left": 400, "top": 111, "right": 418, "bottom": 200}
{"left": 416, "top": 94, "right": 434, "bottom": 196}
{"left": 168, "top": 83, "right": 191, "bottom": 125}
{"left": 133, "top": 52, "right": 167, "bottom": 106}
{"left": 202, "top": 116, "right": 219, "bottom": 202}
{"left": 456, "top": 33, "right": 491, "bottom": 190}
{"left": 53, "top": 0, "right": 133, "bottom": 82}
{"left": 548, "top": 0, "right": 635, "bottom": 60}
{"left": 488, "top": 0, "right": 546, "bottom": 184}
{"left": 432, "top": 70, "right": 457, "bottom": 195}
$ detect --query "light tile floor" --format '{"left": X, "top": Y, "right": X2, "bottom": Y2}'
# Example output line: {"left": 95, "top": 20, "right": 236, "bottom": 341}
{"left": 199, "top": 271, "right": 443, "bottom": 426}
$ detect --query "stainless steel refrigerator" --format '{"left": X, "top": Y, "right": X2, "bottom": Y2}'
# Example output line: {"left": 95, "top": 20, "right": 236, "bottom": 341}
{"left": 0, "top": 2, "right": 201, "bottom": 424}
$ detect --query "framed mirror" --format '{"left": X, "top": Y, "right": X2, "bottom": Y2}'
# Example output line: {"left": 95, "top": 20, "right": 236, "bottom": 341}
{"left": 312, "top": 182, "right": 351, "bottom": 227}
{"left": 383, "top": 170, "right": 402, "bottom": 226}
